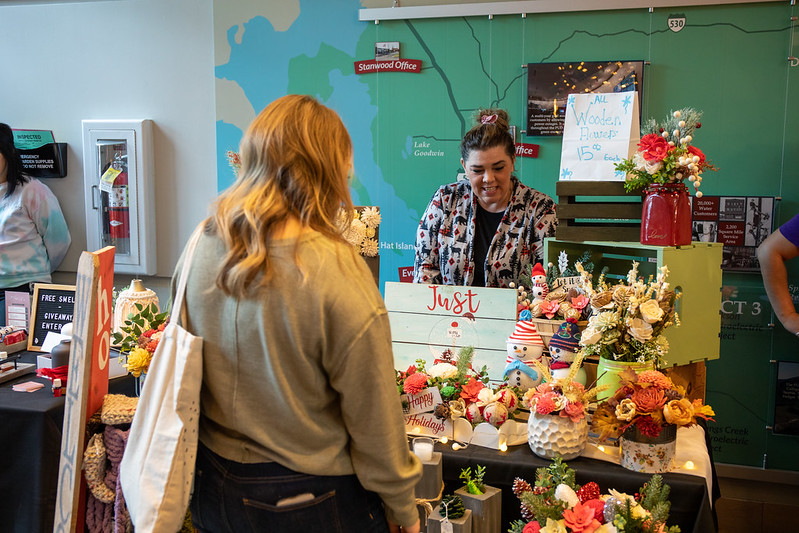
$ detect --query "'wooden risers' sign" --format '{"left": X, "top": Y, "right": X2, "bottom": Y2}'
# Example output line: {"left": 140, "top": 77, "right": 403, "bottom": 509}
{"left": 384, "top": 282, "right": 517, "bottom": 382}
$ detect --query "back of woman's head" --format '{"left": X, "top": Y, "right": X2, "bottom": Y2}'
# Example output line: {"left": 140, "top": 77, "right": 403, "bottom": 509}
{"left": 459, "top": 108, "right": 515, "bottom": 162}
{"left": 0, "top": 122, "right": 29, "bottom": 197}
{"left": 212, "top": 95, "right": 354, "bottom": 296}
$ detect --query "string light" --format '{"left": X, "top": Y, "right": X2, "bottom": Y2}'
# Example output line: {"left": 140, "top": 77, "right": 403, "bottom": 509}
{"left": 684, "top": 460, "right": 696, "bottom": 470}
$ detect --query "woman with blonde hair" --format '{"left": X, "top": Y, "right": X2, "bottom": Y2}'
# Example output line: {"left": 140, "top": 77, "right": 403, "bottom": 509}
{"left": 177, "top": 95, "right": 421, "bottom": 533}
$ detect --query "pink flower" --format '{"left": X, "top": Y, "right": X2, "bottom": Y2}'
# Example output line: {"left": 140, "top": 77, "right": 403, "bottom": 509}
{"left": 403, "top": 372, "right": 429, "bottom": 395}
{"left": 541, "top": 300, "right": 560, "bottom": 319}
{"left": 570, "top": 295, "right": 590, "bottom": 312}
{"left": 535, "top": 392, "right": 558, "bottom": 415}
{"left": 563, "top": 502, "right": 602, "bottom": 533}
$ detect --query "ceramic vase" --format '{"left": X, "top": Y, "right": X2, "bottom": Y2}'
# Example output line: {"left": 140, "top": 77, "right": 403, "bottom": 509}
{"left": 640, "top": 182, "right": 692, "bottom": 246}
{"left": 527, "top": 411, "right": 588, "bottom": 460}
{"left": 596, "top": 358, "right": 655, "bottom": 401}
{"left": 619, "top": 423, "right": 677, "bottom": 473}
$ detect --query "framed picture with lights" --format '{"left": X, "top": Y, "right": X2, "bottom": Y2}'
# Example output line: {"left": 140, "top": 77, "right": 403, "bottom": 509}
{"left": 525, "top": 60, "right": 645, "bottom": 136}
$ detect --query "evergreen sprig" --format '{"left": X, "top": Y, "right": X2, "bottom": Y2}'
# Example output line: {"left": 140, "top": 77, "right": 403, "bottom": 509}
{"left": 459, "top": 464, "right": 487, "bottom": 495}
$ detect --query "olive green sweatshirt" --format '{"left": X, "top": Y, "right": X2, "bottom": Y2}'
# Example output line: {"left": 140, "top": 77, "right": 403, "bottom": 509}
{"left": 173, "top": 229, "right": 422, "bottom": 527}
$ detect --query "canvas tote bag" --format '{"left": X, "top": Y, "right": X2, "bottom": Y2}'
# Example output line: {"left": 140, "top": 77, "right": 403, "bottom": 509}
{"left": 120, "top": 226, "right": 204, "bottom": 532}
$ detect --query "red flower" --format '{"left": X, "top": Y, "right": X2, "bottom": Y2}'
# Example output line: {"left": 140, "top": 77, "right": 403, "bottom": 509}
{"left": 522, "top": 521, "right": 541, "bottom": 533}
{"left": 145, "top": 339, "right": 160, "bottom": 353}
{"left": 460, "top": 377, "right": 485, "bottom": 403}
{"left": 638, "top": 133, "right": 672, "bottom": 162}
{"left": 635, "top": 415, "right": 663, "bottom": 438}
{"left": 583, "top": 499, "right": 606, "bottom": 523}
{"left": 403, "top": 372, "right": 428, "bottom": 395}
{"left": 143, "top": 329, "right": 156, "bottom": 338}
{"left": 563, "top": 501, "right": 602, "bottom": 532}
{"left": 686, "top": 145, "right": 706, "bottom": 165}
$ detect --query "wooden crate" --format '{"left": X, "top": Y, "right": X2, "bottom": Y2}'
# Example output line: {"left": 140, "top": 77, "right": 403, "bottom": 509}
{"left": 556, "top": 181, "right": 642, "bottom": 242}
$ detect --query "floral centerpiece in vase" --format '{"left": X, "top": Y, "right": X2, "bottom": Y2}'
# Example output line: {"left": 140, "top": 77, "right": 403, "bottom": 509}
{"left": 112, "top": 302, "right": 168, "bottom": 393}
{"left": 510, "top": 457, "right": 682, "bottom": 532}
{"left": 592, "top": 367, "right": 714, "bottom": 473}
{"left": 615, "top": 107, "right": 717, "bottom": 246}
{"left": 579, "top": 261, "right": 679, "bottom": 399}
{"left": 523, "top": 354, "right": 607, "bottom": 460}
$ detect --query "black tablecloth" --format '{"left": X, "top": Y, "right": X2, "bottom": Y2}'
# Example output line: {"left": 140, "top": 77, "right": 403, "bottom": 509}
{"left": 0, "top": 352, "right": 134, "bottom": 533}
{"left": 438, "top": 440, "right": 717, "bottom": 533}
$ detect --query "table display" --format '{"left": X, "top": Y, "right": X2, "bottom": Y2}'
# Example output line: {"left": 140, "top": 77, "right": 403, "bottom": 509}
{"left": 436, "top": 425, "right": 718, "bottom": 533}
{"left": 0, "top": 351, "right": 133, "bottom": 533}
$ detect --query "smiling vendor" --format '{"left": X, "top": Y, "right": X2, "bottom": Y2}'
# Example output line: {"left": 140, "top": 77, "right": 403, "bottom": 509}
{"left": 413, "top": 108, "right": 557, "bottom": 287}
{"left": 0, "top": 123, "right": 71, "bottom": 325}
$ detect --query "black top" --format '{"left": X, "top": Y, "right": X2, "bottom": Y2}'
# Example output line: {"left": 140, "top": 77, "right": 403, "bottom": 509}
{"left": 472, "top": 203, "right": 505, "bottom": 286}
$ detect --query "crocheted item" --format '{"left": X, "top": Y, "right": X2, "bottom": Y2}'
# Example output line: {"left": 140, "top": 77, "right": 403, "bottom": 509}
{"left": 83, "top": 433, "right": 115, "bottom": 503}
{"left": 101, "top": 394, "right": 138, "bottom": 425}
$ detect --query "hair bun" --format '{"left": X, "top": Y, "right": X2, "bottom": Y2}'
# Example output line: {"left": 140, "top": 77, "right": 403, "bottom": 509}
{"left": 475, "top": 108, "right": 510, "bottom": 132}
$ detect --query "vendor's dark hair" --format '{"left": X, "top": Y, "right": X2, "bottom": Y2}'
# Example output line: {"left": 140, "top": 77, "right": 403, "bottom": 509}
{"left": 0, "top": 123, "right": 28, "bottom": 198}
{"left": 459, "top": 108, "right": 515, "bottom": 161}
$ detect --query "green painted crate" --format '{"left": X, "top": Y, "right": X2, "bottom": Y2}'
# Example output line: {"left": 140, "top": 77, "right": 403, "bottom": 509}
{"left": 543, "top": 238, "right": 724, "bottom": 366}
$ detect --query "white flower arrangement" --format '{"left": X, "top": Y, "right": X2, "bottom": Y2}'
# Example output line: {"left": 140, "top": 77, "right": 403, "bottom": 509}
{"left": 338, "top": 206, "right": 381, "bottom": 257}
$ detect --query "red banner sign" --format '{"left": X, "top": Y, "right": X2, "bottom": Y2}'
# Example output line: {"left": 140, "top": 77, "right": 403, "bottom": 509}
{"left": 515, "top": 142, "right": 540, "bottom": 158}
{"left": 354, "top": 59, "right": 422, "bottom": 74}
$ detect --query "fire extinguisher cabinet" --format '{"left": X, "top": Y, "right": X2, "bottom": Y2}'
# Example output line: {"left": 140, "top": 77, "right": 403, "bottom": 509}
{"left": 81, "top": 119, "right": 156, "bottom": 275}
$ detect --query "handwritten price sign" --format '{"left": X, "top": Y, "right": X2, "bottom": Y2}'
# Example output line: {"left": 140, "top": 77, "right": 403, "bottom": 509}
{"left": 559, "top": 92, "right": 640, "bottom": 181}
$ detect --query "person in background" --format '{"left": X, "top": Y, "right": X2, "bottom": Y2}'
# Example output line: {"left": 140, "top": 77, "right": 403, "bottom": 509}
{"left": 174, "top": 95, "right": 421, "bottom": 533}
{"left": 757, "top": 213, "right": 799, "bottom": 336}
{"left": 413, "top": 108, "right": 557, "bottom": 287}
{"left": 0, "top": 123, "right": 71, "bottom": 325}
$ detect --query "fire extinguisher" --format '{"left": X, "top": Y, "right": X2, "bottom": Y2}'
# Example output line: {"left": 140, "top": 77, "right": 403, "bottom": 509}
{"left": 108, "top": 166, "right": 130, "bottom": 254}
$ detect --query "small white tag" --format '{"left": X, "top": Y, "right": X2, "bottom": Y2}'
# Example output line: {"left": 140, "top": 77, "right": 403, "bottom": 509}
{"left": 441, "top": 521, "right": 453, "bottom": 533}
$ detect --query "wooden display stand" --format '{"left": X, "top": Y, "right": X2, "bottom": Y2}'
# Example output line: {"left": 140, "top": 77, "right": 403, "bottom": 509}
{"left": 454, "top": 485, "right": 501, "bottom": 533}
{"left": 427, "top": 506, "right": 472, "bottom": 533}
{"left": 556, "top": 181, "right": 642, "bottom": 242}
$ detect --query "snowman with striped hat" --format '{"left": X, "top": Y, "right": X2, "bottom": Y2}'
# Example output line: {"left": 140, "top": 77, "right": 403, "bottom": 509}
{"left": 503, "top": 314, "right": 547, "bottom": 391}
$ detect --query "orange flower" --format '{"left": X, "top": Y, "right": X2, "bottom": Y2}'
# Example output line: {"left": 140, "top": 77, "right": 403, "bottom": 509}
{"left": 663, "top": 398, "right": 694, "bottom": 426}
{"left": 563, "top": 502, "right": 601, "bottom": 533}
{"left": 630, "top": 386, "right": 666, "bottom": 413}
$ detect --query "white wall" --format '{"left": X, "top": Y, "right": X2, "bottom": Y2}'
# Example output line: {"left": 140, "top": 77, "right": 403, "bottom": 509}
{"left": 0, "top": 0, "right": 217, "bottom": 301}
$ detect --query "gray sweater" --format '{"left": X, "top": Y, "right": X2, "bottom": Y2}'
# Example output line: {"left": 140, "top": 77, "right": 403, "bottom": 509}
{"left": 174, "top": 229, "right": 422, "bottom": 526}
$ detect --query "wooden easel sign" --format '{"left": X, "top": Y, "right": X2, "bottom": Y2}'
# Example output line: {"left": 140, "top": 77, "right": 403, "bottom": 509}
{"left": 53, "top": 246, "right": 115, "bottom": 533}
{"left": 27, "top": 283, "right": 76, "bottom": 351}
{"left": 558, "top": 91, "right": 640, "bottom": 181}
{"left": 384, "top": 282, "right": 517, "bottom": 382}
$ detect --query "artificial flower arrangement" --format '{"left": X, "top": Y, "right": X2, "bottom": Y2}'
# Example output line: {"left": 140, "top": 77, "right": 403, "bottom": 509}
{"left": 591, "top": 368, "right": 715, "bottom": 441}
{"left": 509, "top": 457, "right": 681, "bottom": 533}
{"left": 515, "top": 252, "right": 598, "bottom": 322}
{"left": 397, "top": 347, "right": 522, "bottom": 428}
{"left": 578, "top": 261, "right": 678, "bottom": 367}
{"left": 111, "top": 302, "right": 168, "bottom": 377}
{"left": 615, "top": 108, "right": 717, "bottom": 198}
{"left": 523, "top": 354, "right": 607, "bottom": 422}
{"left": 225, "top": 149, "right": 241, "bottom": 176}
{"left": 336, "top": 206, "right": 381, "bottom": 257}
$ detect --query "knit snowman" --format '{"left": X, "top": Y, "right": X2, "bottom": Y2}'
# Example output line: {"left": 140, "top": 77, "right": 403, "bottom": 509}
{"left": 503, "top": 320, "right": 547, "bottom": 391}
{"left": 548, "top": 318, "right": 586, "bottom": 385}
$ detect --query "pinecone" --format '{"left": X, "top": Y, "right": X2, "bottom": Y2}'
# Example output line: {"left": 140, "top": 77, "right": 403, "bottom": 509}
{"left": 521, "top": 504, "right": 535, "bottom": 522}
{"left": 440, "top": 494, "right": 465, "bottom": 520}
{"left": 512, "top": 477, "right": 532, "bottom": 496}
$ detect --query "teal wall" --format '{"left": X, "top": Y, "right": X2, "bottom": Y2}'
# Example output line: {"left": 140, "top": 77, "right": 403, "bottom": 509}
{"left": 214, "top": 1, "right": 799, "bottom": 470}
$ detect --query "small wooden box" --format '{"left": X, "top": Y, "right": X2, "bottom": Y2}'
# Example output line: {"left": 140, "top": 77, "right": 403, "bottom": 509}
{"left": 556, "top": 181, "right": 642, "bottom": 242}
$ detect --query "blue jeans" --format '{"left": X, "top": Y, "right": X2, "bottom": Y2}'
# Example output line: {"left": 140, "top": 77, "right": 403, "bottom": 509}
{"left": 190, "top": 443, "right": 391, "bottom": 533}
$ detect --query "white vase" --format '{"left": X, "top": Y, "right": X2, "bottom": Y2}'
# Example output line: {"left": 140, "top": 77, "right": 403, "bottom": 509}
{"left": 527, "top": 411, "right": 588, "bottom": 460}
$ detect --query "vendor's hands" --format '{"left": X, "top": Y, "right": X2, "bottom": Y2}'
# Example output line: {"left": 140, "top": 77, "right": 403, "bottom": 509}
{"left": 389, "top": 519, "right": 421, "bottom": 533}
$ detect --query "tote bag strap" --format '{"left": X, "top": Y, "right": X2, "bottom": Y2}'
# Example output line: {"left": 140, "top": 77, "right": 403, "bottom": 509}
{"left": 171, "top": 223, "right": 205, "bottom": 328}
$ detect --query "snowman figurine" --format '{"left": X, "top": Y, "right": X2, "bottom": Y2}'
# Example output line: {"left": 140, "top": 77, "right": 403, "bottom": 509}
{"left": 503, "top": 318, "right": 547, "bottom": 391}
{"left": 547, "top": 318, "right": 587, "bottom": 385}
{"left": 530, "top": 262, "right": 547, "bottom": 286}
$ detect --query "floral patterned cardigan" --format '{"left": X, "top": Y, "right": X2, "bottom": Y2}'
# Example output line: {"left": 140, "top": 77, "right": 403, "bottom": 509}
{"left": 413, "top": 177, "right": 557, "bottom": 287}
